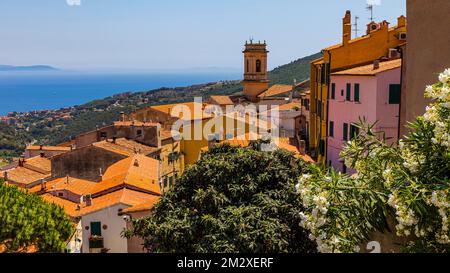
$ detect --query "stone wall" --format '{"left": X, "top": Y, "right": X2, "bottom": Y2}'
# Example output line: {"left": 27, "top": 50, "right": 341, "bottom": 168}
{"left": 51, "top": 146, "right": 127, "bottom": 181}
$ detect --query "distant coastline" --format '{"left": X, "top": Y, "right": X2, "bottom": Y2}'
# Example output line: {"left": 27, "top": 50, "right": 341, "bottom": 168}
{"left": 0, "top": 71, "right": 241, "bottom": 115}
{"left": 0, "top": 65, "right": 58, "bottom": 72}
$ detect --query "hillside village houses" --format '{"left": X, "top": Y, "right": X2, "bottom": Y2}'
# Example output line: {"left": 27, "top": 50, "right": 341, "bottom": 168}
{"left": 309, "top": 10, "right": 407, "bottom": 165}
{"left": 1, "top": 39, "right": 312, "bottom": 253}
{"left": 7, "top": 3, "right": 446, "bottom": 252}
{"left": 1, "top": 9, "right": 412, "bottom": 251}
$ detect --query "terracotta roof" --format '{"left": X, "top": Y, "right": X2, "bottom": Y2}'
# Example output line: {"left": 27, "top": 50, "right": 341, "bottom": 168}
{"left": 26, "top": 145, "right": 71, "bottom": 152}
{"left": 120, "top": 197, "right": 160, "bottom": 214}
{"left": 92, "top": 154, "right": 160, "bottom": 195}
{"left": 258, "top": 84, "right": 293, "bottom": 98}
{"left": 79, "top": 189, "right": 159, "bottom": 216}
{"left": 331, "top": 59, "right": 402, "bottom": 76}
{"left": 3, "top": 167, "right": 50, "bottom": 186}
{"left": 113, "top": 121, "right": 159, "bottom": 127}
{"left": 277, "top": 102, "right": 302, "bottom": 112}
{"left": 45, "top": 177, "right": 97, "bottom": 196}
{"left": 93, "top": 138, "right": 159, "bottom": 156}
{"left": 150, "top": 102, "right": 212, "bottom": 121}
{"left": 41, "top": 194, "right": 80, "bottom": 218}
{"left": 221, "top": 132, "right": 260, "bottom": 148}
{"left": 23, "top": 156, "right": 51, "bottom": 174}
{"left": 209, "top": 95, "right": 234, "bottom": 105}
{"left": 28, "top": 178, "right": 63, "bottom": 194}
{"left": 276, "top": 141, "right": 315, "bottom": 163}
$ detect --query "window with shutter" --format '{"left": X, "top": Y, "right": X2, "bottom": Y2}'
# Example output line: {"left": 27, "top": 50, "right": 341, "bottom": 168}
{"left": 343, "top": 123, "right": 349, "bottom": 141}
{"left": 354, "top": 83, "right": 360, "bottom": 102}
{"left": 331, "top": 83, "right": 336, "bottom": 100}
{"left": 90, "top": 222, "right": 102, "bottom": 236}
{"left": 346, "top": 84, "right": 351, "bottom": 101}
{"left": 329, "top": 121, "right": 334, "bottom": 137}
{"left": 389, "top": 84, "right": 401, "bottom": 104}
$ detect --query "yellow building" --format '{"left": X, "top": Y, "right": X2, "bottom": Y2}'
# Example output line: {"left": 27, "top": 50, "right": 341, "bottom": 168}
{"left": 242, "top": 40, "right": 269, "bottom": 102}
{"left": 309, "top": 10, "right": 407, "bottom": 164}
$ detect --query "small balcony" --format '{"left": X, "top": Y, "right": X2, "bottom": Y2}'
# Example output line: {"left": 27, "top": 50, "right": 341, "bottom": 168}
{"left": 89, "top": 236, "right": 104, "bottom": 253}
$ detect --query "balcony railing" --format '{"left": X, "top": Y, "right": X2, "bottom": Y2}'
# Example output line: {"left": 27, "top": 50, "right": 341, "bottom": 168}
{"left": 89, "top": 236, "right": 104, "bottom": 249}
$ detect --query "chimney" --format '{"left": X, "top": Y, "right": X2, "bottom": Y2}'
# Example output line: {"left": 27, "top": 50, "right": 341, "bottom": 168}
{"left": 85, "top": 194, "right": 92, "bottom": 207}
{"left": 342, "top": 10, "right": 352, "bottom": 45}
{"left": 134, "top": 159, "right": 140, "bottom": 167}
{"left": 39, "top": 145, "right": 43, "bottom": 150}
{"left": 373, "top": 60, "right": 380, "bottom": 70}
{"left": 66, "top": 175, "right": 70, "bottom": 184}
{"left": 40, "top": 152, "right": 45, "bottom": 158}
{"left": 3, "top": 171, "right": 8, "bottom": 181}
{"left": 112, "top": 136, "right": 117, "bottom": 144}
{"left": 120, "top": 111, "right": 125, "bottom": 122}
{"left": 40, "top": 179, "right": 46, "bottom": 191}
{"left": 397, "top": 15, "right": 406, "bottom": 28}
{"left": 299, "top": 140, "right": 306, "bottom": 156}
{"left": 18, "top": 159, "right": 24, "bottom": 167}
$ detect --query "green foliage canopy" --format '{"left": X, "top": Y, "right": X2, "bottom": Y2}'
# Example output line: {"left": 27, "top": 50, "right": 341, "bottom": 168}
{"left": 0, "top": 180, "right": 74, "bottom": 253}
{"left": 125, "top": 144, "right": 317, "bottom": 253}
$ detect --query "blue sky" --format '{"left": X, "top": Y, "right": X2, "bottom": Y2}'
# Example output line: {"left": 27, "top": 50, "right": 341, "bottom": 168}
{"left": 0, "top": 0, "right": 406, "bottom": 71}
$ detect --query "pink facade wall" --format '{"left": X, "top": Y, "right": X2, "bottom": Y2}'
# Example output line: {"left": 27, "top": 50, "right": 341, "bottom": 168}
{"left": 327, "top": 68, "right": 400, "bottom": 173}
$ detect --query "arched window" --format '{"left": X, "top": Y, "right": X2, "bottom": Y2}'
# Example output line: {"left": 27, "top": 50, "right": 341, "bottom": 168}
{"left": 246, "top": 60, "right": 249, "bottom": 73}
{"left": 256, "top": 59, "right": 262, "bottom": 73}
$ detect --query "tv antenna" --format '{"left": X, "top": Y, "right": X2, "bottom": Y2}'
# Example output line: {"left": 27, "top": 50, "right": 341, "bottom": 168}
{"left": 366, "top": 4, "right": 375, "bottom": 21}
{"left": 353, "top": 16, "right": 360, "bottom": 37}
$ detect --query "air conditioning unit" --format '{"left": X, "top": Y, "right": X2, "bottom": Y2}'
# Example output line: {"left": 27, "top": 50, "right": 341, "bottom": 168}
{"left": 388, "top": 48, "right": 400, "bottom": 59}
{"left": 398, "top": 32, "right": 407, "bottom": 41}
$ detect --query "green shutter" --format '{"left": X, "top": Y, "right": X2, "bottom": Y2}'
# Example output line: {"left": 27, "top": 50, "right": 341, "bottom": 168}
{"left": 319, "top": 140, "right": 325, "bottom": 156}
{"left": 346, "top": 83, "right": 351, "bottom": 101}
{"left": 331, "top": 83, "right": 336, "bottom": 100}
{"left": 329, "top": 121, "right": 334, "bottom": 137}
{"left": 354, "top": 84, "right": 360, "bottom": 102}
{"left": 350, "top": 124, "right": 360, "bottom": 140}
{"left": 90, "top": 222, "right": 102, "bottom": 236}
{"left": 389, "top": 84, "right": 401, "bottom": 104}
{"left": 343, "top": 123, "right": 348, "bottom": 141}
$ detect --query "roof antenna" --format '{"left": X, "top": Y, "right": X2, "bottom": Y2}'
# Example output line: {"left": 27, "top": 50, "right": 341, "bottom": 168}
{"left": 366, "top": 0, "right": 380, "bottom": 22}
{"left": 353, "top": 16, "right": 360, "bottom": 37}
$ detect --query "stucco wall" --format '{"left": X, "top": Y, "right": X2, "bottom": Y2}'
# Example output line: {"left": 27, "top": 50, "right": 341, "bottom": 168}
{"left": 400, "top": 0, "right": 450, "bottom": 137}
{"left": 51, "top": 146, "right": 127, "bottom": 181}
{"left": 81, "top": 204, "right": 129, "bottom": 253}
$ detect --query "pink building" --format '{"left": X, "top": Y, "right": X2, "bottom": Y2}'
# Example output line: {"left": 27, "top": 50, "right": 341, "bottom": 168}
{"left": 327, "top": 59, "right": 401, "bottom": 173}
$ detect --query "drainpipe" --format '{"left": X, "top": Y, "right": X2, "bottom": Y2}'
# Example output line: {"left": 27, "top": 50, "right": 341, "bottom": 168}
{"left": 397, "top": 46, "right": 405, "bottom": 142}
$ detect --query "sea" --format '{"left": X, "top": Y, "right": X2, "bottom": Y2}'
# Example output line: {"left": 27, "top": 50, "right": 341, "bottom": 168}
{"left": 0, "top": 71, "right": 241, "bottom": 115}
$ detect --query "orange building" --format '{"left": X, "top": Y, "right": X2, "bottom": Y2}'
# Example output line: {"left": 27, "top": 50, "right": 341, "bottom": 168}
{"left": 309, "top": 10, "right": 407, "bottom": 164}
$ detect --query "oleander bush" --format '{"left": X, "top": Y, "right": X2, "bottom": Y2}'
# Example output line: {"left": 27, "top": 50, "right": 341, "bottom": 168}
{"left": 296, "top": 69, "right": 450, "bottom": 253}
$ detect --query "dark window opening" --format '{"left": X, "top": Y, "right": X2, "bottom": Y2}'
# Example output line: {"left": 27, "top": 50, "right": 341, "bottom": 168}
{"left": 256, "top": 60, "right": 262, "bottom": 73}
{"left": 346, "top": 83, "right": 351, "bottom": 101}
{"left": 354, "top": 83, "right": 360, "bottom": 102}
{"left": 331, "top": 83, "right": 336, "bottom": 100}
{"left": 90, "top": 222, "right": 102, "bottom": 236}
{"left": 329, "top": 121, "right": 334, "bottom": 137}
{"left": 350, "top": 124, "right": 360, "bottom": 140}
{"left": 343, "top": 123, "right": 349, "bottom": 141}
{"left": 389, "top": 84, "right": 401, "bottom": 104}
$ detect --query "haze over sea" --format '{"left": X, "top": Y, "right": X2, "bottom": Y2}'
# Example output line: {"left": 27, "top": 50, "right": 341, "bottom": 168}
{"left": 0, "top": 70, "right": 241, "bottom": 115}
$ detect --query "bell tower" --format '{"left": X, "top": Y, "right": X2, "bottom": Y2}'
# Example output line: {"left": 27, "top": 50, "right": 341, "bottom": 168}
{"left": 241, "top": 40, "right": 269, "bottom": 102}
